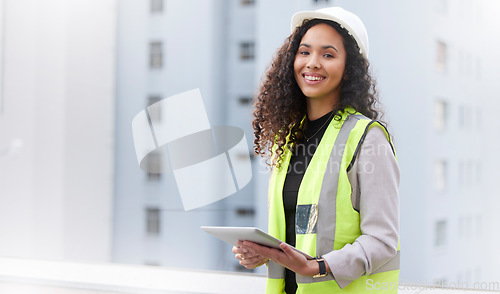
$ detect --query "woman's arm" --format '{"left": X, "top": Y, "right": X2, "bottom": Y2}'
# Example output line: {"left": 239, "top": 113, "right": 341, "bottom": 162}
{"left": 323, "top": 125, "right": 400, "bottom": 288}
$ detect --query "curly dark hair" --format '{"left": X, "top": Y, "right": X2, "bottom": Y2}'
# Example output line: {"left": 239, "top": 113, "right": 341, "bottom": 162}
{"left": 252, "top": 18, "right": 383, "bottom": 168}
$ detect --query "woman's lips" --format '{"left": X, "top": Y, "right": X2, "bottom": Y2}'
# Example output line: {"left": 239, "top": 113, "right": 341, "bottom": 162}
{"left": 303, "top": 73, "right": 325, "bottom": 84}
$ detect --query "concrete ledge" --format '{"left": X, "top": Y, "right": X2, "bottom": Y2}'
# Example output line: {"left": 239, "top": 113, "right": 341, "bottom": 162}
{"left": 0, "top": 257, "right": 496, "bottom": 293}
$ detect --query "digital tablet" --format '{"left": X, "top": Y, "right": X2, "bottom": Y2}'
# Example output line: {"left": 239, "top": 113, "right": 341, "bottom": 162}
{"left": 201, "top": 226, "right": 314, "bottom": 260}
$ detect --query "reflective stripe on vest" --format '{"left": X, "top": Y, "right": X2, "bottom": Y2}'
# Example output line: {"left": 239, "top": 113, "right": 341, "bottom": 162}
{"left": 266, "top": 111, "right": 400, "bottom": 293}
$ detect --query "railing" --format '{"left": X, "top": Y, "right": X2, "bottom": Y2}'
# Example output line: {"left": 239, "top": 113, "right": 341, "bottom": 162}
{"left": 0, "top": 257, "right": 496, "bottom": 293}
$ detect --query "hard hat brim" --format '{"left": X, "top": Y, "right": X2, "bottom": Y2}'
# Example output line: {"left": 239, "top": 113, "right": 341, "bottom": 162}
{"left": 290, "top": 9, "right": 369, "bottom": 58}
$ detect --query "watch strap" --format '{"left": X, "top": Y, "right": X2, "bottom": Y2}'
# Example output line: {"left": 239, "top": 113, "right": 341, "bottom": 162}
{"left": 313, "top": 256, "right": 327, "bottom": 278}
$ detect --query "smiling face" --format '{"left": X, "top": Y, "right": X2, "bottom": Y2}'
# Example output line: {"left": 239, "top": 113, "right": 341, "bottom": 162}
{"left": 294, "top": 23, "right": 346, "bottom": 108}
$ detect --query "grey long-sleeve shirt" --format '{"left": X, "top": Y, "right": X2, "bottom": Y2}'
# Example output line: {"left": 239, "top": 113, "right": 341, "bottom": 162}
{"left": 324, "top": 125, "right": 400, "bottom": 289}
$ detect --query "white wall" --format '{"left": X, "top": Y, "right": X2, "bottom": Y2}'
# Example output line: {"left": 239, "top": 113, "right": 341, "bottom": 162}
{"left": 0, "top": 0, "right": 116, "bottom": 262}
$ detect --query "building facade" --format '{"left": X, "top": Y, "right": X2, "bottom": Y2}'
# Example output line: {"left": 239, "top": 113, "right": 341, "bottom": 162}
{"left": 113, "top": 0, "right": 261, "bottom": 272}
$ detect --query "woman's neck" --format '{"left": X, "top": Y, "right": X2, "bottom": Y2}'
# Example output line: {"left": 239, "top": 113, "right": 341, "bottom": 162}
{"left": 306, "top": 98, "right": 338, "bottom": 121}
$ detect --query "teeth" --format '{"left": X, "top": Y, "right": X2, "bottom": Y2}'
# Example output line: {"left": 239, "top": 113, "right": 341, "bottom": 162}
{"left": 305, "top": 75, "right": 323, "bottom": 81}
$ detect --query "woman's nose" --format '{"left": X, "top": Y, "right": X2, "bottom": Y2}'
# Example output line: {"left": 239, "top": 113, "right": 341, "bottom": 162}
{"left": 306, "top": 54, "right": 321, "bottom": 69}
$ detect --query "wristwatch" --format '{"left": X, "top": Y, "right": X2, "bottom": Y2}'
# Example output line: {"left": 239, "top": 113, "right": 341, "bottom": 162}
{"left": 313, "top": 256, "right": 328, "bottom": 278}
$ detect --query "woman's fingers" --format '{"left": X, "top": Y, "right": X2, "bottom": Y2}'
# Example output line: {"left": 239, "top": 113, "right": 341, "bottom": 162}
{"left": 233, "top": 242, "right": 270, "bottom": 269}
{"left": 241, "top": 241, "right": 283, "bottom": 261}
{"left": 238, "top": 254, "right": 268, "bottom": 269}
{"left": 279, "top": 242, "right": 300, "bottom": 258}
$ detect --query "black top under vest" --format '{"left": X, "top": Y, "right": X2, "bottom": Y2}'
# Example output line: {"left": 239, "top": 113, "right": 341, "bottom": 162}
{"left": 282, "top": 111, "right": 335, "bottom": 294}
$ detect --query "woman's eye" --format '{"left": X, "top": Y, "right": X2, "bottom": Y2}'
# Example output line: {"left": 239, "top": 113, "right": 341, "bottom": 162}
{"left": 299, "top": 51, "right": 309, "bottom": 55}
{"left": 324, "top": 53, "right": 334, "bottom": 58}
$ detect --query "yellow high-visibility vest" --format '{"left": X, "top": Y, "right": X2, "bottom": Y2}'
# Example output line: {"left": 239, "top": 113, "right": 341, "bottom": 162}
{"left": 266, "top": 109, "right": 400, "bottom": 293}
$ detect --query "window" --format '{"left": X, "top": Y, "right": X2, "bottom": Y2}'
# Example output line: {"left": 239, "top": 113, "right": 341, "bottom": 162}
{"left": 236, "top": 208, "right": 255, "bottom": 217}
{"left": 241, "top": 0, "right": 255, "bottom": 5}
{"left": 146, "top": 207, "right": 161, "bottom": 235}
{"left": 435, "top": 220, "right": 447, "bottom": 247}
{"left": 436, "top": 41, "right": 447, "bottom": 71}
{"left": 147, "top": 96, "right": 162, "bottom": 122}
{"left": 151, "top": 0, "right": 163, "bottom": 13}
{"left": 433, "top": 100, "right": 448, "bottom": 131}
{"left": 434, "top": 160, "right": 447, "bottom": 192}
{"left": 146, "top": 96, "right": 162, "bottom": 181}
{"left": 240, "top": 42, "right": 255, "bottom": 60}
{"left": 146, "top": 152, "right": 162, "bottom": 181}
{"left": 150, "top": 41, "right": 163, "bottom": 69}
{"left": 238, "top": 96, "right": 252, "bottom": 105}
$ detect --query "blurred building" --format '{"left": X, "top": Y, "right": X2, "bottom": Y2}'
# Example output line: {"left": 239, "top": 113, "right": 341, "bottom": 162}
{"left": 113, "top": 0, "right": 262, "bottom": 272}
{"left": 0, "top": 0, "right": 116, "bottom": 262}
{"left": 328, "top": 0, "right": 500, "bottom": 287}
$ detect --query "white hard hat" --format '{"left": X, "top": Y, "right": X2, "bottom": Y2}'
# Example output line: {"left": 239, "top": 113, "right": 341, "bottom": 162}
{"left": 291, "top": 7, "right": 369, "bottom": 58}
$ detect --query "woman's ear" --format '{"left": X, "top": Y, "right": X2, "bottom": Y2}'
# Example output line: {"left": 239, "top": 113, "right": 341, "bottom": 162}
{"left": 342, "top": 71, "right": 349, "bottom": 81}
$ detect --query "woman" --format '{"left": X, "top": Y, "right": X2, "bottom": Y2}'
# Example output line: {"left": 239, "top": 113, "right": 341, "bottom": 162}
{"left": 233, "top": 7, "right": 400, "bottom": 293}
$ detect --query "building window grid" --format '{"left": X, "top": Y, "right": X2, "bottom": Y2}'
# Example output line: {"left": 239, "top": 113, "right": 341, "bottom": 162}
{"left": 150, "top": 41, "right": 163, "bottom": 69}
